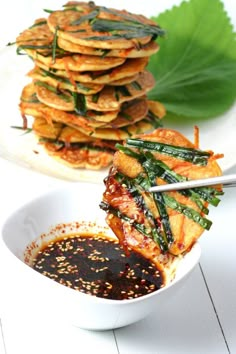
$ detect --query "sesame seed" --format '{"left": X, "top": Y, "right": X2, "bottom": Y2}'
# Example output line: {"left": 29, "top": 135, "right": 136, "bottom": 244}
{"left": 32, "top": 233, "right": 163, "bottom": 300}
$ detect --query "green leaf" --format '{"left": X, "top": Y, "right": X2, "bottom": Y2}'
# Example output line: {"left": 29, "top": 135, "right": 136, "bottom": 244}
{"left": 148, "top": 0, "right": 236, "bottom": 118}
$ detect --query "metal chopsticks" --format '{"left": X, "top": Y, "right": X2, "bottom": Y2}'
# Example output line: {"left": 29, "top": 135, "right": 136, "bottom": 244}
{"left": 148, "top": 174, "right": 236, "bottom": 193}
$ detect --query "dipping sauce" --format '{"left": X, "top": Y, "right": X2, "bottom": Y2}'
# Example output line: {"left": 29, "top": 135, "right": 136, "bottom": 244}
{"left": 32, "top": 234, "right": 164, "bottom": 300}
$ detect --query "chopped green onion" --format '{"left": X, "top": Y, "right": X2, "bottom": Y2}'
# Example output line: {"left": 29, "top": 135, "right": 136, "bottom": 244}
{"left": 52, "top": 26, "right": 59, "bottom": 63}
{"left": 34, "top": 81, "right": 72, "bottom": 102}
{"left": 143, "top": 160, "right": 174, "bottom": 245}
{"left": 126, "top": 138, "right": 211, "bottom": 165}
{"left": 115, "top": 86, "right": 131, "bottom": 101}
{"left": 29, "top": 20, "right": 47, "bottom": 28}
{"left": 72, "top": 92, "right": 87, "bottom": 115}
{"left": 100, "top": 201, "right": 156, "bottom": 242}
{"left": 11, "top": 126, "right": 32, "bottom": 135}
{"left": 115, "top": 173, "right": 169, "bottom": 252}
{"left": 71, "top": 9, "right": 100, "bottom": 26}
{"left": 163, "top": 194, "right": 212, "bottom": 230}
{"left": 91, "top": 18, "right": 165, "bottom": 39}
{"left": 131, "top": 81, "right": 142, "bottom": 90}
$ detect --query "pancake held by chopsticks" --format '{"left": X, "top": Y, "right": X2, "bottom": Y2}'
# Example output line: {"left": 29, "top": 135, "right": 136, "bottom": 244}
{"left": 100, "top": 128, "right": 223, "bottom": 281}
{"left": 13, "top": 1, "right": 167, "bottom": 170}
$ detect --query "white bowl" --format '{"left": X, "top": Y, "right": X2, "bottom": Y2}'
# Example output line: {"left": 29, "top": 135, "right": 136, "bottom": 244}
{"left": 0, "top": 182, "right": 201, "bottom": 330}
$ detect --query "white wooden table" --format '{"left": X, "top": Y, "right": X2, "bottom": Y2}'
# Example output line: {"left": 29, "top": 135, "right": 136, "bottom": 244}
{"left": 0, "top": 0, "right": 236, "bottom": 353}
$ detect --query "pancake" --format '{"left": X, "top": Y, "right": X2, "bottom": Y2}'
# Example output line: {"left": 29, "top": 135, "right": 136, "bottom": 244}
{"left": 34, "top": 71, "right": 155, "bottom": 112}
{"left": 16, "top": 18, "right": 53, "bottom": 56}
{"left": 72, "top": 98, "right": 149, "bottom": 129}
{"left": 33, "top": 117, "right": 117, "bottom": 169}
{"left": 20, "top": 83, "right": 122, "bottom": 125}
{"left": 28, "top": 67, "right": 104, "bottom": 94}
{"left": 75, "top": 118, "right": 160, "bottom": 141}
{"left": 57, "top": 37, "right": 159, "bottom": 58}
{"left": 33, "top": 117, "right": 96, "bottom": 142}
{"left": 43, "top": 142, "right": 115, "bottom": 169}
{"left": 147, "top": 100, "right": 166, "bottom": 119}
{"left": 101, "top": 128, "right": 223, "bottom": 258}
{"left": 47, "top": 6, "right": 160, "bottom": 49}
{"left": 25, "top": 48, "right": 125, "bottom": 71}
{"left": 34, "top": 57, "right": 149, "bottom": 85}
{"left": 32, "top": 117, "right": 64, "bottom": 139}
{"left": 14, "top": 1, "right": 166, "bottom": 171}
{"left": 21, "top": 91, "right": 149, "bottom": 131}
{"left": 85, "top": 71, "right": 155, "bottom": 111}
{"left": 108, "top": 74, "right": 139, "bottom": 86}
{"left": 99, "top": 98, "right": 148, "bottom": 128}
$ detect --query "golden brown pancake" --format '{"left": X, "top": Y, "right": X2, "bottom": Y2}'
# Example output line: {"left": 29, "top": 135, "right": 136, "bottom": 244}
{"left": 33, "top": 57, "right": 149, "bottom": 85}
{"left": 85, "top": 71, "right": 155, "bottom": 111}
{"left": 101, "top": 128, "right": 223, "bottom": 268}
{"left": 33, "top": 117, "right": 96, "bottom": 142}
{"left": 21, "top": 87, "right": 149, "bottom": 130}
{"left": 47, "top": 6, "right": 157, "bottom": 49}
{"left": 20, "top": 83, "right": 119, "bottom": 126}
{"left": 33, "top": 117, "right": 117, "bottom": 169}
{"left": 57, "top": 37, "right": 159, "bottom": 58}
{"left": 147, "top": 100, "right": 166, "bottom": 119}
{"left": 34, "top": 71, "right": 155, "bottom": 112}
{"left": 32, "top": 117, "right": 64, "bottom": 139}
{"left": 44, "top": 143, "right": 115, "bottom": 169}
{"left": 75, "top": 119, "right": 159, "bottom": 141}
{"left": 25, "top": 48, "right": 125, "bottom": 71}
{"left": 28, "top": 67, "right": 104, "bottom": 95}
{"left": 99, "top": 98, "right": 148, "bottom": 128}
{"left": 16, "top": 18, "right": 53, "bottom": 55}
{"left": 14, "top": 1, "right": 166, "bottom": 171}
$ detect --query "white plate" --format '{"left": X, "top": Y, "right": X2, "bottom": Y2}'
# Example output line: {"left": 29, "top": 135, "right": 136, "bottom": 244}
{"left": 0, "top": 0, "right": 236, "bottom": 182}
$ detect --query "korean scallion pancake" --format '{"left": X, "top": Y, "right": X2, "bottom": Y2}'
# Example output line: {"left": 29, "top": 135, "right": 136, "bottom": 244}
{"left": 21, "top": 85, "right": 150, "bottom": 131}
{"left": 103, "top": 128, "right": 223, "bottom": 256}
{"left": 47, "top": 4, "right": 163, "bottom": 49}
{"left": 33, "top": 57, "right": 149, "bottom": 85}
{"left": 71, "top": 98, "right": 149, "bottom": 129}
{"left": 106, "top": 74, "right": 139, "bottom": 86}
{"left": 75, "top": 118, "right": 160, "bottom": 141}
{"left": 43, "top": 142, "right": 115, "bottom": 169}
{"left": 32, "top": 117, "right": 64, "bottom": 140}
{"left": 98, "top": 98, "right": 148, "bottom": 128}
{"left": 25, "top": 48, "right": 125, "bottom": 71}
{"left": 33, "top": 117, "right": 120, "bottom": 152}
{"left": 57, "top": 37, "right": 159, "bottom": 58}
{"left": 20, "top": 83, "right": 121, "bottom": 125}
{"left": 32, "top": 117, "right": 96, "bottom": 143}
{"left": 33, "top": 117, "right": 117, "bottom": 169}
{"left": 20, "top": 86, "right": 93, "bottom": 135}
{"left": 16, "top": 18, "right": 53, "bottom": 55}
{"left": 34, "top": 71, "right": 155, "bottom": 112}
{"left": 20, "top": 83, "right": 119, "bottom": 122}
{"left": 28, "top": 67, "right": 104, "bottom": 95}
{"left": 73, "top": 71, "right": 155, "bottom": 112}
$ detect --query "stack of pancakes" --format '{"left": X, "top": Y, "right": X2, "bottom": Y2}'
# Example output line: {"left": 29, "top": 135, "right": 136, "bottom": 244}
{"left": 16, "top": 1, "right": 166, "bottom": 169}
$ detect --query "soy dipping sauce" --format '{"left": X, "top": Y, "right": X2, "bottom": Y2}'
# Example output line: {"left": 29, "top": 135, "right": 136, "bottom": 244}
{"left": 33, "top": 234, "right": 164, "bottom": 300}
